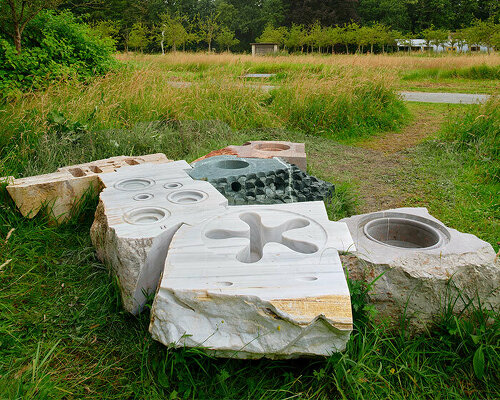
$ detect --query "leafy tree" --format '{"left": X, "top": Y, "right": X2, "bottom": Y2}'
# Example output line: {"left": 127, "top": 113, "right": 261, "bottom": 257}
{"left": 0, "top": 0, "right": 63, "bottom": 53}
{"left": 0, "top": 10, "right": 115, "bottom": 96}
{"left": 198, "top": 11, "right": 219, "bottom": 51}
{"left": 339, "top": 22, "right": 359, "bottom": 54}
{"left": 430, "top": 29, "right": 449, "bottom": 51}
{"left": 216, "top": 26, "right": 238, "bottom": 51}
{"left": 466, "top": 19, "right": 498, "bottom": 53}
{"left": 257, "top": 24, "right": 287, "bottom": 46}
{"left": 453, "top": 29, "right": 467, "bottom": 52}
{"left": 308, "top": 21, "right": 329, "bottom": 52}
{"left": 421, "top": 26, "right": 436, "bottom": 50}
{"left": 91, "top": 20, "right": 120, "bottom": 46}
{"left": 159, "top": 13, "right": 188, "bottom": 52}
{"left": 128, "top": 22, "right": 148, "bottom": 52}
{"left": 357, "top": 0, "right": 410, "bottom": 31}
{"left": 285, "top": 23, "right": 305, "bottom": 52}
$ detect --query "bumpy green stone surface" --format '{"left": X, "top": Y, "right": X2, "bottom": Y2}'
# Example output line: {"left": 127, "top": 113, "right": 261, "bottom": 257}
{"left": 190, "top": 156, "right": 334, "bottom": 205}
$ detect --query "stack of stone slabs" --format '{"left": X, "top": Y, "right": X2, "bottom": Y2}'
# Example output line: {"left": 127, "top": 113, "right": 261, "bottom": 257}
{"left": 91, "top": 161, "right": 228, "bottom": 314}
{"left": 195, "top": 141, "right": 307, "bottom": 172}
{"left": 189, "top": 155, "right": 334, "bottom": 206}
{"left": 150, "top": 201, "right": 356, "bottom": 359}
{"left": 6, "top": 153, "right": 169, "bottom": 223}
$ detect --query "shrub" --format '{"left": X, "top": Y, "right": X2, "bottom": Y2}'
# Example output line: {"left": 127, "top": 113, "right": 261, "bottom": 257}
{"left": 0, "top": 10, "right": 116, "bottom": 98}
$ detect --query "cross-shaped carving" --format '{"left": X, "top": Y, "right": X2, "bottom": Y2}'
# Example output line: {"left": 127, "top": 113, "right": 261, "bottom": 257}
{"left": 205, "top": 212, "right": 319, "bottom": 263}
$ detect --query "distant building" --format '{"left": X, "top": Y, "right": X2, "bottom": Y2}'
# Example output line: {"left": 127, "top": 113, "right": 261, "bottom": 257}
{"left": 251, "top": 43, "right": 278, "bottom": 56}
{"left": 395, "top": 39, "right": 489, "bottom": 53}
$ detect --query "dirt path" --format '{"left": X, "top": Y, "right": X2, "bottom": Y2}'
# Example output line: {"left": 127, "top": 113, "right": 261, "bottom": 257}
{"left": 308, "top": 104, "right": 446, "bottom": 213}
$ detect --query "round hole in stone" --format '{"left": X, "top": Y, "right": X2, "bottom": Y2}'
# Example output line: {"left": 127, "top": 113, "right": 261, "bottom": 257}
{"left": 255, "top": 143, "right": 291, "bottom": 152}
{"left": 298, "top": 276, "right": 318, "bottom": 281}
{"left": 115, "top": 178, "right": 155, "bottom": 191}
{"left": 216, "top": 281, "right": 233, "bottom": 287}
{"left": 364, "top": 217, "right": 442, "bottom": 249}
{"left": 215, "top": 160, "right": 249, "bottom": 169}
{"left": 164, "top": 182, "right": 183, "bottom": 190}
{"left": 133, "top": 193, "right": 154, "bottom": 201}
{"left": 124, "top": 207, "right": 170, "bottom": 225}
{"left": 231, "top": 182, "right": 242, "bottom": 192}
{"left": 167, "top": 189, "right": 208, "bottom": 204}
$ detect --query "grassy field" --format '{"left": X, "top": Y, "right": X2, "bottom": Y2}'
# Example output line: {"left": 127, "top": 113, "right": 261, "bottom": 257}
{"left": 117, "top": 52, "right": 500, "bottom": 94}
{"left": 0, "top": 53, "right": 499, "bottom": 399}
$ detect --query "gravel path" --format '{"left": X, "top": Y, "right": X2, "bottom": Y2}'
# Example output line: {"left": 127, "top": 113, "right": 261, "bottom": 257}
{"left": 399, "top": 91, "right": 490, "bottom": 104}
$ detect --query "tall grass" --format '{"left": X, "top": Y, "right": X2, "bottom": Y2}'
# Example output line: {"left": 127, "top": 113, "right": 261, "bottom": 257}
{"left": 0, "top": 63, "right": 406, "bottom": 177}
{"left": 117, "top": 52, "right": 500, "bottom": 73}
{"left": 271, "top": 76, "right": 407, "bottom": 140}
{"left": 441, "top": 98, "right": 499, "bottom": 182}
{"left": 402, "top": 65, "right": 500, "bottom": 81}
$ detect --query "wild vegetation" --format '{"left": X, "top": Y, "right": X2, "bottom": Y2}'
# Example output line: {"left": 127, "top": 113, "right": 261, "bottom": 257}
{"left": 0, "top": 2, "right": 499, "bottom": 397}
{"left": 0, "top": 11, "right": 115, "bottom": 97}
{"left": 0, "top": 61, "right": 499, "bottom": 397}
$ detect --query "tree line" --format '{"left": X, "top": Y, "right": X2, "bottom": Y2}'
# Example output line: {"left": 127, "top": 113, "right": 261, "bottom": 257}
{"left": 1, "top": 0, "right": 499, "bottom": 54}
{"left": 256, "top": 20, "right": 500, "bottom": 54}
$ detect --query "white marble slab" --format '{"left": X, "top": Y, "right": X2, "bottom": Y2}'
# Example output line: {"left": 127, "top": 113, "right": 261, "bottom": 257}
{"left": 91, "top": 162, "right": 228, "bottom": 314}
{"left": 150, "top": 202, "right": 355, "bottom": 359}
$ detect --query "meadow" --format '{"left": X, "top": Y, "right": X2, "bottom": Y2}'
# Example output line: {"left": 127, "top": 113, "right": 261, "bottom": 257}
{"left": 0, "top": 52, "right": 499, "bottom": 399}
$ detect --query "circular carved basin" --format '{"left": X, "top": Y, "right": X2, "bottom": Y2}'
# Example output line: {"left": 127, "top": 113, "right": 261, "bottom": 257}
{"left": 167, "top": 190, "right": 208, "bottom": 204}
{"left": 215, "top": 160, "right": 249, "bottom": 169}
{"left": 133, "top": 193, "right": 154, "bottom": 201}
{"left": 124, "top": 207, "right": 170, "bottom": 225}
{"left": 254, "top": 143, "right": 291, "bottom": 152}
{"left": 364, "top": 217, "right": 443, "bottom": 249}
{"left": 114, "top": 178, "right": 155, "bottom": 191}
{"left": 164, "top": 182, "right": 183, "bottom": 190}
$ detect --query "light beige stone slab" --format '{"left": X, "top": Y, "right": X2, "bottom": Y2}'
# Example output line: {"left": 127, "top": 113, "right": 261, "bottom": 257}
{"left": 228, "top": 141, "right": 307, "bottom": 171}
{"left": 6, "top": 154, "right": 169, "bottom": 223}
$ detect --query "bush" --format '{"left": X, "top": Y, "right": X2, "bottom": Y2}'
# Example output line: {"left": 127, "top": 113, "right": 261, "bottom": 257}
{"left": 441, "top": 98, "right": 499, "bottom": 182}
{"left": 0, "top": 10, "right": 116, "bottom": 98}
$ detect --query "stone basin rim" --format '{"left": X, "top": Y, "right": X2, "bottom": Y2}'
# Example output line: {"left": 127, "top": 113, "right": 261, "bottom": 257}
{"left": 359, "top": 212, "right": 451, "bottom": 250}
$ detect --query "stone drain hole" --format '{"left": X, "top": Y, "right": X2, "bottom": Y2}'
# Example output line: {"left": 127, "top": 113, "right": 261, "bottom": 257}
{"left": 124, "top": 207, "right": 170, "bottom": 225}
{"left": 115, "top": 178, "right": 155, "bottom": 191}
{"left": 68, "top": 168, "right": 85, "bottom": 177}
{"left": 133, "top": 193, "right": 154, "bottom": 201}
{"left": 364, "top": 217, "right": 442, "bottom": 249}
{"left": 215, "top": 160, "right": 249, "bottom": 170}
{"left": 164, "top": 182, "right": 183, "bottom": 190}
{"left": 255, "top": 143, "right": 291, "bottom": 152}
{"left": 205, "top": 212, "right": 318, "bottom": 263}
{"left": 167, "top": 190, "right": 208, "bottom": 204}
{"left": 231, "top": 182, "right": 242, "bottom": 192}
